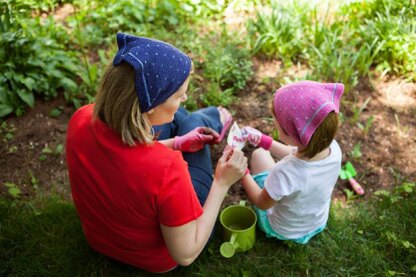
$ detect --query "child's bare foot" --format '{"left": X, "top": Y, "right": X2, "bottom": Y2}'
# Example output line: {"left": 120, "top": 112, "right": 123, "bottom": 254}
{"left": 217, "top": 107, "right": 233, "bottom": 141}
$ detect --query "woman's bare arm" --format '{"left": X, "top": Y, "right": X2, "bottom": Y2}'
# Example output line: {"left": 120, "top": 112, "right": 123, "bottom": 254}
{"left": 160, "top": 147, "right": 247, "bottom": 266}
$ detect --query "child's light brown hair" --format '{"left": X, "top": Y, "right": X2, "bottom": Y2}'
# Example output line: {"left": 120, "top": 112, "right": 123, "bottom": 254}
{"left": 270, "top": 98, "right": 340, "bottom": 158}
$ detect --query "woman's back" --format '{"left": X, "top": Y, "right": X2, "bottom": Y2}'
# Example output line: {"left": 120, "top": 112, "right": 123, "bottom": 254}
{"left": 66, "top": 104, "right": 203, "bottom": 272}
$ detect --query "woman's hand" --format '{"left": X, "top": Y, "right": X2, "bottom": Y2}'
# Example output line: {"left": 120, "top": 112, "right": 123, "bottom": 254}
{"left": 173, "top": 127, "right": 220, "bottom": 152}
{"left": 214, "top": 146, "right": 247, "bottom": 187}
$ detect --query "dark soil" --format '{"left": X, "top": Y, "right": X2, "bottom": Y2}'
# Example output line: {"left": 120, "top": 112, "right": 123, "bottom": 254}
{"left": 1, "top": 60, "right": 415, "bottom": 207}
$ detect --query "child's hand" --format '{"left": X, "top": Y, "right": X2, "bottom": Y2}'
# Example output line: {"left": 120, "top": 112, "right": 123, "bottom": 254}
{"left": 241, "top": 127, "right": 273, "bottom": 150}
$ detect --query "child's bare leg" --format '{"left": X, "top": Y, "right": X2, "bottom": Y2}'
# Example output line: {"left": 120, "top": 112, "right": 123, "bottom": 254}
{"left": 250, "top": 148, "right": 275, "bottom": 175}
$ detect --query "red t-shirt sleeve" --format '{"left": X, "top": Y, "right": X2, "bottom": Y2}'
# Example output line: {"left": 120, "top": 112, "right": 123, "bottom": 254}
{"left": 157, "top": 157, "right": 203, "bottom": 227}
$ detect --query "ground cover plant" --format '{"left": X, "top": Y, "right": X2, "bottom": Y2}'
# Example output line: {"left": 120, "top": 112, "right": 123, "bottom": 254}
{"left": 1, "top": 0, "right": 415, "bottom": 276}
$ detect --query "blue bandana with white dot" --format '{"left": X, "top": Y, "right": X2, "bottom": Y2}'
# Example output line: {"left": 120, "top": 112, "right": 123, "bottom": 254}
{"left": 113, "top": 33, "right": 192, "bottom": 113}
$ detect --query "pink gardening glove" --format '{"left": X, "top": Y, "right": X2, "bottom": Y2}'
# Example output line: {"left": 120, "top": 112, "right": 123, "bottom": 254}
{"left": 173, "top": 127, "right": 220, "bottom": 152}
{"left": 241, "top": 127, "right": 273, "bottom": 150}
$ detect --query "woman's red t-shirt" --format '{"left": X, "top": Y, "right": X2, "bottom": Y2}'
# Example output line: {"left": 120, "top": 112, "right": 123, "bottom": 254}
{"left": 66, "top": 104, "right": 203, "bottom": 272}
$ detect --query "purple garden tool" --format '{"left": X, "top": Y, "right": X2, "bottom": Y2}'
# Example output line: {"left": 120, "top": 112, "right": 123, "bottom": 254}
{"left": 339, "top": 162, "right": 365, "bottom": 195}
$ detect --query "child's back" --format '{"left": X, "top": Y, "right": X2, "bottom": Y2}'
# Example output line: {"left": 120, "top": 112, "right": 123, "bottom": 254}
{"left": 266, "top": 140, "right": 341, "bottom": 239}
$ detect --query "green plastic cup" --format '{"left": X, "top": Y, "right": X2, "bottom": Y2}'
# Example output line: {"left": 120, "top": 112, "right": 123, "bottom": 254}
{"left": 219, "top": 201, "right": 257, "bottom": 258}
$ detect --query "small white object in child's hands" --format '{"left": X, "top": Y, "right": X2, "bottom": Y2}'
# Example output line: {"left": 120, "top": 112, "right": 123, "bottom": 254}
{"left": 227, "top": 122, "right": 246, "bottom": 150}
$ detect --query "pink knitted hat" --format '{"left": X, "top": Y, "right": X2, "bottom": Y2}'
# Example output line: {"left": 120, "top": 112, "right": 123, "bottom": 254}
{"left": 273, "top": 81, "right": 344, "bottom": 146}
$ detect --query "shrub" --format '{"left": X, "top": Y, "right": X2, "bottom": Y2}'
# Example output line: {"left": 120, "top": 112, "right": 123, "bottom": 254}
{"left": 0, "top": 5, "right": 79, "bottom": 117}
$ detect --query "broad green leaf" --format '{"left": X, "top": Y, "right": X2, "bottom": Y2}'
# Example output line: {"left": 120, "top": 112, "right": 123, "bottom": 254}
{"left": 0, "top": 104, "right": 14, "bottom": 118}
{"left": 49, "top": 108, "right": 62, "bottom": 118}
{"left": 59, "top": 78, "right": 77, "bottom": 92}
{"left": 89, "top": 64, "right": 98, "bottom": 82}
{"left": 4, "top": 182, "right": 16, "bottom": 188}
{"left": 55, "top": 144, "right": 64, "bottom": 154}
{"left": 374, "top": 190, "right": 390, "bottom": 197}
{"left": 38, "top": 154, "right": 47, "bottom": 161}
{"left": 4, "top": 132, "right": 14, "bottom": 140}
{"left": 8, "top": 186, "right": 21, "bottom": 198}
{"left": 42, "top": 147, "right": 53, "bottom": 154}
{"left": 16, "top": 89, "right": 35, "bottom": 107}
{"left": 402, "top": 241, "right": 415, "bottom": 249}
{"left": 21, "top": 77, "right": 35, "bottom": 90}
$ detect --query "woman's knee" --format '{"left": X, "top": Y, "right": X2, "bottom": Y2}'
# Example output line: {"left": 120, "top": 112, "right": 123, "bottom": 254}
{"left": 177, "top": 113, "right": 205, "bottom": 133}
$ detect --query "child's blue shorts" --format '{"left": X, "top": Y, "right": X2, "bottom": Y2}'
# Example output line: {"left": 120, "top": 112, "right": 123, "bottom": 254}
{"left": 252, "top": 171, "right": 326, "bottom": 244}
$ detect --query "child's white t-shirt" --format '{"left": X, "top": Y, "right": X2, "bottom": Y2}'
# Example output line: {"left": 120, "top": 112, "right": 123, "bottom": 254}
{"left": 264, "top": 140, "right": 342, "bottom": 239}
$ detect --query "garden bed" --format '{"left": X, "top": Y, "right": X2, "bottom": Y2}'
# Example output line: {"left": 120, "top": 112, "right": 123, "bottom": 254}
{"left": 1, "top": 63, "right": 415, "bottom": 205}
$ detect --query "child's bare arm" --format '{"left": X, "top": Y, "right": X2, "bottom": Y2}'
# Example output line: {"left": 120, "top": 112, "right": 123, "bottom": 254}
{"left": 241, "top": 126, "right": 295, "bottom": 159}
{"left": 268, "top": 140, "right": 297, "bottom": 159}
{"left": 241, "top": 174, "right": 276, "bottom": 210}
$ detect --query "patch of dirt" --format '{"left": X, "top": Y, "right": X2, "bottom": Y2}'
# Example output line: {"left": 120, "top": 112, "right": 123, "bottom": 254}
{"left": 1, "top": 61, "right": 415, "bottom": 207}
{"left": 53, "top": 3, "right": 75, "bottom": 22}
{"left": 217, "top": 61, "right": 416, "bottom": 206}
{"left": 0, "top": 96, "right": 73, "bottom": 199}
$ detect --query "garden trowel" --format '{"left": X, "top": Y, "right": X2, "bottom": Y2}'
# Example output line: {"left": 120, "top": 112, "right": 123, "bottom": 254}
{"left": 339, "top": 162, "right": 365, "bottom": 195}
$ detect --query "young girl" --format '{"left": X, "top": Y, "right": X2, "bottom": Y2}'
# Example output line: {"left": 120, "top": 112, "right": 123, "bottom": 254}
{"left": 241, "top": 81, "right": 344, "bottom": 244}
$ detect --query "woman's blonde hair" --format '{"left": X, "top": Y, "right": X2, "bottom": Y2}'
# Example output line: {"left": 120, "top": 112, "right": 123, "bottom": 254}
{"left": 270, "top": 97, "right": 339, "bottom": 158}
{"left": 93, "top": 63, "right": 153, "bottom": 146}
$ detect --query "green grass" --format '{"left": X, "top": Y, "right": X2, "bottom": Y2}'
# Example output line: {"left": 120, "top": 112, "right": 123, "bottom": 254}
{"left": 1, "top": 185, "right": 415, "bottom": 276}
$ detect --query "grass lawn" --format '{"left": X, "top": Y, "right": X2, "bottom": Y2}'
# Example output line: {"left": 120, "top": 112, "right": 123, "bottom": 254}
{"left": 1, "top": 1, "right": 415, "bottom": 276}
{"left": 1, "top": 185, "right": 415, "bottom": 276}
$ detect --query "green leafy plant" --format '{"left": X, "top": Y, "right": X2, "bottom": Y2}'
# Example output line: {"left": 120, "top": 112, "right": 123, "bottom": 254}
{"left": 0, "top": 121, "right": 15, "bottom": 142}
{"left": 49, "top": 107, "right": 63, "bottom": 118}
{"left": 374, "top": 182, "right": 415, "bottom": 205}
{"left": 357, "top": 115, "right": 375, "bottom": 136}
{"left": 190, "top": 29, "right": 252, "bottom": 107}
{"left": 200, "top": 83, "right": 234, "bottom": 107}
{"left": 246, "top": 1, "right": 310, "bottom": 65}
{"left": 307, "top": 25, "right": 360, "bottom": 93}
{"left": 68, "top": 0, "right": 219, "bottom": 47}
{"left": 0, "top": 6, "right": 79, "bottom": 117}
{"left": 38, "top": 155, "right": 47, "bottom": 161}
{"left": 394, "top": 113, "right": 410, "bottom": 136}
{"left": 202, "top": 30, "right": 253, "bottom": 95}
{"left": 4, "top": 182, "right": 20, "bottom": 198}
{"left": 8, "top": 145, "right": 17, "bottom": 153}
{"left": 29, "top": 171, "right": 39, "bottom": 190}
{"left": 343, "top": 188, "right": 359, "bottom": 203}
{"left": 350, "top": 97, "right": 371, "bottom": 125}
{"left": 65, "top": 4, "right": 117, "bottom": 108}
{"left": 341, "top": 0, "right": 416, "bottom": 80}
{"left": 349, "top": 142, "right": 362, "bottom": 160}
{"left": 271, "top": 129, "right": 279, "bottom": 141}
{"left": 41, "top": 145, "right": 53, "bottom": 154}
{"left": 55, "top": 144, "right": 64, "bottom": 155}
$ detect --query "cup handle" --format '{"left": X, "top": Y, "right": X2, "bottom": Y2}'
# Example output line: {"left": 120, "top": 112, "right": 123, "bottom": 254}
{"left": 230, "top": 232, "right": 240, "bottom": 251}
{"left": 230, "top": 232, "right": 238, "bottom": 245}
{"left": 220, "top": 233, "right": 240, "bottom": 258}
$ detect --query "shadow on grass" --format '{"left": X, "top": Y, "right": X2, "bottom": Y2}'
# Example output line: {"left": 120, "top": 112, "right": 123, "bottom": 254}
{"left": 1, "top": 190, "right": 415, "bottom": 276}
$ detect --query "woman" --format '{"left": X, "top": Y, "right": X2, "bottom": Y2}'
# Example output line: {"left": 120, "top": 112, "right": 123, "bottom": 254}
{"left": 66, "top": 33, "right": 247, "bottom": 272}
